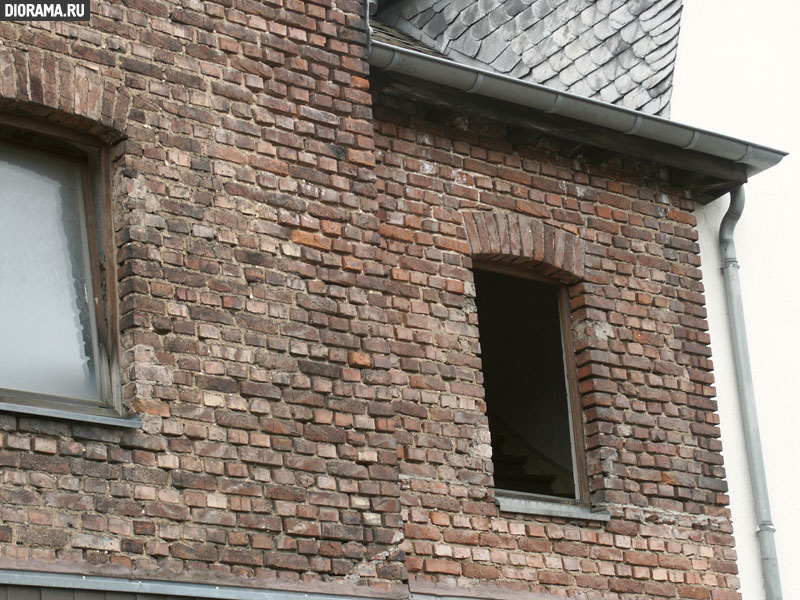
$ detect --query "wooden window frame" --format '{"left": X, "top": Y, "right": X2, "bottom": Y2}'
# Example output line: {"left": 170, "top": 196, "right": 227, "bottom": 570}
{"left": 473, "top": 261, "right": 591, "bottom": 509}
{"left": 0, "top": 118, "right": 131, "bottom": 426}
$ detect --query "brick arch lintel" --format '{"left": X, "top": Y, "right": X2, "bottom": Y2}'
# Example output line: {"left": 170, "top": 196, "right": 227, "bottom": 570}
{"left": 0, "top": 46, "right": 128, "bottom": 143}
{"left": 463, "top": 212, "right": 585, "bottom": 283}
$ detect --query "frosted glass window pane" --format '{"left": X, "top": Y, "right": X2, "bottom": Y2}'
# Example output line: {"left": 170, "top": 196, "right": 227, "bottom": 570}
{"left": 0, "top": 145, "right": 100, "bottom": 402}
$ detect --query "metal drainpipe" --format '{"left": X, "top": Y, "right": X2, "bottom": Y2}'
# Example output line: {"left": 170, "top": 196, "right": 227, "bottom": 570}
{"left": 365, "top": 0, "right": 377, "bottom": 54}
{"left": 719, "top": 185, "right": 782, "bottom": 600}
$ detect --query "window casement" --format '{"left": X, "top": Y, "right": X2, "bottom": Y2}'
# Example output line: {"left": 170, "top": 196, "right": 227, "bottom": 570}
{"left": 0, "top": 122, "right": 133, "bottom": 426}
{"left": 473, "top": 264, "right": 606, "bottom": 520}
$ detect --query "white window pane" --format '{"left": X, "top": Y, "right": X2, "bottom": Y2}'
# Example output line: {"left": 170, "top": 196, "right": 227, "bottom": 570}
{"left": 0, "top": 145, "right": 100, "bottom": 403}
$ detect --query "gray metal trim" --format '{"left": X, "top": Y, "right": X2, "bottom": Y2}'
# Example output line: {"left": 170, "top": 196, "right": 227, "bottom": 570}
{"left": 0, "top": 401, "right": 142, "bottom": 428}
{"left": 0, "top": 571, "right": 359, "bottom": 600}
{"left": 413, "top": 590, "right": 554, "bottom": 600}
{"left": 495, "top": 490, "right": 611, "bottom": 522}
{"left": 367, "top": 41, "right": 787, "bottom": 179}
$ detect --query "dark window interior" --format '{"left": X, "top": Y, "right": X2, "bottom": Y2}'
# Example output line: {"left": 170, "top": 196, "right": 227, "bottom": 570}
{"left": 474, "top": 268, "right": 576, "bottom": 499}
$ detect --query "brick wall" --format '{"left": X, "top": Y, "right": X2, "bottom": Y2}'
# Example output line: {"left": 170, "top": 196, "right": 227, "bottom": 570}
{"left": 0, "top": 2, "right": 737, "bottom": 599}
{"left": 372, "top": 80, "right": 736, "bottom": 599}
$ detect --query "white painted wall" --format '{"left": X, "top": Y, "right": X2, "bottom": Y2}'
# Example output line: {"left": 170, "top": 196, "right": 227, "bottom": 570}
{"left": 670, "top": 2, "right": 800, "bottom": 598}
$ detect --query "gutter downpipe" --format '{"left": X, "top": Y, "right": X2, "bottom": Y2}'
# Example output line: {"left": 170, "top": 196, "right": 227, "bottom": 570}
{"left": 365, "top": 0, "right": 377, "bottom": 55}
{"left": 719, "top": 186, "right": 782, "bottom": 600}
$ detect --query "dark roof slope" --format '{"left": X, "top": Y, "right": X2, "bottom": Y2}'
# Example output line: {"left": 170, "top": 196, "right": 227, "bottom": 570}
{"left": 375, "top": 0, "right": 682, "bottom": 117}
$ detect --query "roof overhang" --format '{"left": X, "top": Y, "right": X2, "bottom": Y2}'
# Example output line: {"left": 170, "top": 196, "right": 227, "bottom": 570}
{"left": 367, "top": 39, "right": 787, "bottom": 201}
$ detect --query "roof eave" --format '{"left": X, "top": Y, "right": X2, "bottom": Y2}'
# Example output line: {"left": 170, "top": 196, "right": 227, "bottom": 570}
{"left": 368, "top": 40, "right": 787, "bottom": 199}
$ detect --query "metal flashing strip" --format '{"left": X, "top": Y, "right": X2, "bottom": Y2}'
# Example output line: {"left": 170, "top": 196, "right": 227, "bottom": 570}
{"left": 495, "top": 491, "right": 611, "bottom": 522}
{"left": 0, "top": 401, "right": 142, "bottom": 428}
{"left": 413, "top": 591, "right": 554, "bottom": 600}
{"left": 0, "top": 571, "right": 362, "bottom": 600}
{"left": 367, "top": 40, "right": 787, "bottom": 180}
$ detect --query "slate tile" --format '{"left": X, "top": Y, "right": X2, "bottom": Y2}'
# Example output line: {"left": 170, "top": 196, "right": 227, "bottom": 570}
{"left": 442, "top": 0, "right": 474, "bottom": 24}
{"left": 514, "top": 6, "right": 538, "bottom": 30}
{"left": 529, "top": 59, "right": 558, "bottom": 82}
{"left": 620, "top": 20, "right": 645, "bottom": 44}
{"left": 596, "top": 0, "right": 618, "bottom": 15}
{"left": 470, "top": 14, "right": 495, "bottom": 40}
{"left": 580, "top": 4, "right": 603, "bottom": 27}
{"left": 647, "top": 10, "right": 681, "bottom": 36}
{"left": 617, "top": 47, "right": 640, "bottom": 69}
{"left": 567, "top": 13, "right": 591, "bottom": 37}
{"left": 564, "top": 38, "right": 587, "bottom": 61}
{"left": 614, "top": 71, "right": 636, "bottom": 94}
{"left": 559, "top": 63, "right": 584, "bottom": 85}
{"left": 532, "top": 0, "right": 559, "bottom": 19}
{"left": 478, "top": 0, "right": 503, "bottom": 15}
{"left": 489, "top": 5, "right": 514, "bottom": 29}
{"left": 521, "top": 45, "right": 546, "bottom": 69}
{"left": 631, "top": 34, "right": 658, "bottom": 59}
{"left": 602, "top": 58, "right": 624, "bottom": 80}
{"left": 620, "top": 86, "right": 650, "bottom": 108}
{"left": 496, "top": 18, "right": 519, "bottom": 42}
{"left": 451, "top": 32, "right": 482, "bottom": 57}
{"left": 553, "top": 1, "right": 580, "bottom": 28}
{"left": 585, "top": 68, "right": 608, "bottom": 91}
{"left": 568, "top": 78, "right": 594, "bottom": 97}
{"left": 574, "top": 52, "right": 597, "bottom": 75}
{"left": 640, "top": 0, "right": 680, "bottom": 22}
{"left": 423, "top": 12, "right": 449, "bottom": 38}
{"left": 609, "top": 4, "right": 637, "bottom": 29}
{"left": 629, "top": 61, "right": 654, "bottom": 83}
{"left": 492, "top": 45, "right": 522, "bottom": 72}
{"left": 647, "top": 45, "right": 677, "bottom": 72}
{"left": 504, "top": 0, "right": 528, "bottom": 18}
{"left": 589, "top": 41, "right": 615, "bottom": 67}
{"left": 600, "top": 81, "right": 623, "bottom": 103}
{"left": 593, "top": 16, "right": 617, "bottom": 40}
{"left": 446, "top": 15, "right": 471, "bottom": 39}
{"left": 651, "top": 21, "right": 681, "bottom": 45}
{"left": 508, "top": 61, "right": 531, "bottom": 79}
{"left": 476, "top": 33, "right": 508, "bottom": 63}
{"left": 411, "top": 7, "right": 437, "bottom": 28}
{"left": 647, "top": 36, "right": 678, "bottom": 63}
{"left": 642, "top": 95, "right": 669, "bottom": 117}
{"left": 548, "top": 50, "right": 572, "bottom": 74}
{"left": 579, "top": 29, "right": 604, "bottom": 51}
{"left": 628, "top": 0, "right": 654, "bottom": 17}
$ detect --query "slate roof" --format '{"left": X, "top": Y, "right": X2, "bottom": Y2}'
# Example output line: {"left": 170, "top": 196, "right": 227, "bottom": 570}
{"left": 374, "top": 0, "right": 683, "bottom": 117}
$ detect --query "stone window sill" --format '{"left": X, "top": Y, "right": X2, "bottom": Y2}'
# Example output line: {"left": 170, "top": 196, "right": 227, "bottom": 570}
{"left": 495, "top": 490, "right": 610, "bottom": 521}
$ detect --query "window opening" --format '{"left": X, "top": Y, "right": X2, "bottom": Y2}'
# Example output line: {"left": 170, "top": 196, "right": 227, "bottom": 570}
{"left": 474, "top": 266, "right": 583, "bottom": 501}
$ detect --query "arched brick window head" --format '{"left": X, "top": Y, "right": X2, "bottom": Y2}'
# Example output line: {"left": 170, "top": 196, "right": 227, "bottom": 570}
{"left": 0, "top": 47, "right": 129, "bottom": 143}
{"left": 462, "top": 211, "right": 594, "bottom": 514}
{"left": 463, "top": 211, "right": 585, "bottom": 283}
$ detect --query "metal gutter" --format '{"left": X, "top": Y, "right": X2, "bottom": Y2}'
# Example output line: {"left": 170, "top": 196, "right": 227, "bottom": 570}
{"left": 719, "top": 186, "right": 782, "bottom": 600}
{"left": 367, "top": 40, "right": 787, "bottom": 180}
